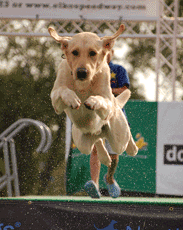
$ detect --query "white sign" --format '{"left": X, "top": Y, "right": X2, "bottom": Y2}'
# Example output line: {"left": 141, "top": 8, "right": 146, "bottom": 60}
{"left": 0, "top": 0, "right": 159, "bottom": 21}
{"left": 156, "top": 102, "right": 183, "bottom": 196}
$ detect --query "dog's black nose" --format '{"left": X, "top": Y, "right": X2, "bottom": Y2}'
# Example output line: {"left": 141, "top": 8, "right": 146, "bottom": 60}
{"left": 76, "top": 68, "right": 87, "bottom": 80}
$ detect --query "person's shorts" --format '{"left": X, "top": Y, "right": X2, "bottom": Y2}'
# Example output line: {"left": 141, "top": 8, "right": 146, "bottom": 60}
{"left": 105, "top": 139, "right": 116, "bottom": 155}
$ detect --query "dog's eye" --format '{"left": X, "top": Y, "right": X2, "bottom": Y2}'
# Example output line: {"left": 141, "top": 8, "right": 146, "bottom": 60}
{"left": 72, "top": 50, "right": 79, "bottom": 56}
{"left": 89, "top": 51, "right": 97, "bottom": 57}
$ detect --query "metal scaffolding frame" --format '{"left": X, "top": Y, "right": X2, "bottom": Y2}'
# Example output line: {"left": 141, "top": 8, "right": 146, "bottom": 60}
{"left": 156, "top": 0, "right": 182, "bottom": 101}
{"left": 0, "top": 0, "right": 182, "bottom": 101}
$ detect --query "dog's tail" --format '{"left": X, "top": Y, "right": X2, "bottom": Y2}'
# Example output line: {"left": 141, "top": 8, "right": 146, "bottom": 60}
{"left": 116, "top": 88, "right": 131, "bottom": 109}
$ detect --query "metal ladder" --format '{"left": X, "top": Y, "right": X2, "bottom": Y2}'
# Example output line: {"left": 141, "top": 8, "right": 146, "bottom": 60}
{"left": 0, "top": 119, "right": 52, "bottom": 197}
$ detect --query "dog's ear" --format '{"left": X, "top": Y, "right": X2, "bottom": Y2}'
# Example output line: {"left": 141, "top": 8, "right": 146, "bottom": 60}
{"left": 101, "top": 24, "right": 125, "bottom": 50}
{"left": 48, "top": 27, "right": 71, "bottom": 50}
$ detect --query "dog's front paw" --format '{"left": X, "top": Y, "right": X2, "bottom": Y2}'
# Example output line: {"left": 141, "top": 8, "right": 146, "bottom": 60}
{"left": 84, "top": 96, "right": 105, "bottom": 111}
{"left": 62, "top": 89, "right": 81, "bottom": 109}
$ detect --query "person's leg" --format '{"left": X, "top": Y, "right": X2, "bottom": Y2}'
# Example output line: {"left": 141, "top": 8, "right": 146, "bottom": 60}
{"left": 90, "top": 145, "right": 101, "bottom": 187}
{"left": 84, "top": 145, "right": 101, "bottom": 198}
{"left": 104, "top": 140, "right": 121, "bottom": 198}
{"left": 106, "top": 154, "right": 119, "bottom": 184}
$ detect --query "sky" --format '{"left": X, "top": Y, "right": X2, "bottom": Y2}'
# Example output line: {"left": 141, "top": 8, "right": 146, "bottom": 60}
{"left": 114, "top": 44, "right": 183, "bottom": 102}
{"left": 114, "top": 45, "right": 156, "bottom": 101}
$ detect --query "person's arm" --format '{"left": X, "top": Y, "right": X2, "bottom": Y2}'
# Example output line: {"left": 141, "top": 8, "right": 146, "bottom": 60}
{"left": 112, "top": 85, "right": 128, "bottom": 97}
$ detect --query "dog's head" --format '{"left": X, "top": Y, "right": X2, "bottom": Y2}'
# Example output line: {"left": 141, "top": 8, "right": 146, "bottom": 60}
{"left": 48, "top": 24, "right": 125, "bottom": 84}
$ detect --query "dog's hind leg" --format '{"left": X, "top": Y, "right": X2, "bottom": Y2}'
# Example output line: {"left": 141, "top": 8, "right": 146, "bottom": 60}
{"left": 115, "top": 89, "right": 138, "bottom": 157}
{"left": 116, "top": 88, "right": 131, "bottom": 108}
{"left": 72, "top": 125, "right": 111, "bottom": 166}
{"left": 72, "top": 125, "right": 94, "bottom": 155}
{"left": 126, "top": 134, "right": 138, "bottom": 157}
{"left": 106, "top": 108, "right": 130, "bottom": 155}
{"left": 95, "top": 139, "right": 112, "bottom": 167}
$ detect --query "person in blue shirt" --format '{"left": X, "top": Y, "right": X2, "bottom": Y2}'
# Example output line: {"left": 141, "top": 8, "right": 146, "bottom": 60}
{"left": 84, "top": 49, "right": 130, "bottom": 198}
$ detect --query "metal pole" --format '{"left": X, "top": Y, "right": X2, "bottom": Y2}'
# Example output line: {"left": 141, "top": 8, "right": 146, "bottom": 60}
{"left": 0, "top": 119, "right": 52, "bottom": 197}
{"left": 65, "top": 115, "right": 72, "bottom": 162}
{"left": 155, "top": 0, "right": 162, "bottom": 101}
{"left": 10, "top": 139, "right": 20, "bottom": 196}
{"left": 3, "top": 139, "right": 12, "bottom": 197}
{"left": 172, "top": 0, "right": 178, "bottom": 101}
{"left": 1, "top": 119, "right": 48, "bottom": 153}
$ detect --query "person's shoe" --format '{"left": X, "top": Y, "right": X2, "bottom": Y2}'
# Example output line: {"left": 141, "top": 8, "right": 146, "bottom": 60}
{"left": 84, "top": 180, "right": 101, "bottom": 198}
{"left": 103, "top": 174, "right": 121, "bottom": 198}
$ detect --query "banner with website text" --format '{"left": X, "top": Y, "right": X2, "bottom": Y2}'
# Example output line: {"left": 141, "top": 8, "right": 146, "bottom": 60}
{"left": 0, "top": 0, "right": 159, "bottom": 20}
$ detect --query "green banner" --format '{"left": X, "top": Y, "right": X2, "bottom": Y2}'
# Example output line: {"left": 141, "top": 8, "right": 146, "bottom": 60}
{"left": 66, "top": 101, "right": 157, "bottom": 195}
{"left": 66, "top": 149, "right": 90, "bottom": 195}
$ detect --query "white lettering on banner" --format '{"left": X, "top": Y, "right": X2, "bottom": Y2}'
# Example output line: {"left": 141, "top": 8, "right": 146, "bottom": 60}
{"left": 166, "top": 146, "right": 177, "bottom": 162}
{"left": 177, "top": 149, "right": 183, "bottom": 162}
{"left": 164, "top": 145, "right": 183, "bottom": 165}
{"left": 0, "top": 0, "right": 159, "bottom": 21}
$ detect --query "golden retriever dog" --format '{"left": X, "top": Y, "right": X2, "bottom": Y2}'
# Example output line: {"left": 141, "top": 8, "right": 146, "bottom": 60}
{"left": 48, "top": 24, "right": 138, "bottom": 167}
